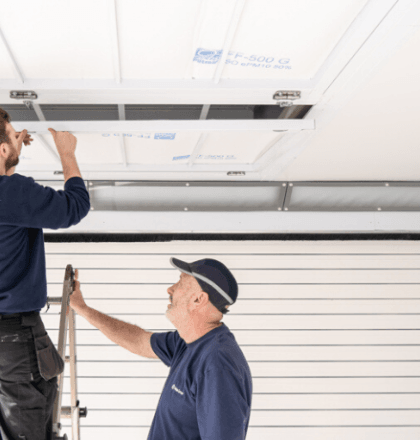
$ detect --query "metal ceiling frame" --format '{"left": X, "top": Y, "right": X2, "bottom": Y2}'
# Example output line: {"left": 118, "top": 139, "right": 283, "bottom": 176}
{"left": 85, "top": 180, "right": 288, "bottom": 212}
{"left": 36, "top": 179, "right": 420, "bottom": 233}
{"left": 12, "top": 119, "right": 314, "bottom": 176}
{"left": 14, "top": 119, "right": 314, "bottom": 133}
{"left": 1, "top": 0, "right": 419, "bottom": 182}
{"left": 44, "top": 211, "right": 420, "bottom": 234}
{"left": 0, "top": 0, "right": 400, "bottom": 105}
{"left": 283, "top": 181, "right": 420, "bottom": 212}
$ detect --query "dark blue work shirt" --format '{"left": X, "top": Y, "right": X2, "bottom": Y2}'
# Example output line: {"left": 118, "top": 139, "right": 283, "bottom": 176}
{"left": 0, "top": 174, "right": 90, "bottom": 314}
{"left": 149, "top": 322, "right": 252, "bottom": 440}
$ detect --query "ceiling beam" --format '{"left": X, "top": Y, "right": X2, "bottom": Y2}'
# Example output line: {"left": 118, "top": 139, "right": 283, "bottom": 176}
{"left": 308, "top": 0, "right": 398, "bottom": 101}
{"left": 0, "top": 24, "right": 24, "bottom": 83}
{"left": 108, "top": 0, "right": 122, "bottom": 84}
{"left": 213, "top": 0, "right": 247, "bottom": 84}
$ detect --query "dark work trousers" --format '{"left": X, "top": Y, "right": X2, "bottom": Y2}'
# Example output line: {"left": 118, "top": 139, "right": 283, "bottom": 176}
{"left": 0, "top": 311, "right": 64, "bottom": 440}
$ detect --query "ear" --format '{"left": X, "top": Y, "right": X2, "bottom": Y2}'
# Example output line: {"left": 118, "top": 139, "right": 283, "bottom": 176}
{"left": 0, "top": 142, "right": 10, "bottom": 159}
{"left": 192, "top": 291, "right": 209, "bottom": 308}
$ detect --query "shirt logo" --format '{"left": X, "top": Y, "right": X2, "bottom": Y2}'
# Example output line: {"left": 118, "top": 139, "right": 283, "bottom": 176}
{"left": 172, "top": 384, "right": 184, "bottom": 395}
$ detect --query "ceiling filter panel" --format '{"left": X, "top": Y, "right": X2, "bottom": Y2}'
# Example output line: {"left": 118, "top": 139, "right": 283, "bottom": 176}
{"left": 0, "top": 30, "right": 15, "bottom": 79}
{"left": 18, "top": 136, "right": 58, "bottom": 165}
{"left": 0, "top": 0, "right": 114, "bottom": 79}
{"left": 124, "top": 131, "right": 201, "bottom": 164}
{"left": 116, "top": 0, "right": 202, "bottom": 79}
{"left": 47, "top": 130, "right": 286, "bottom": 166}
{"left": 188, "top": 0, "right": 369, "bottom": 80}
{"left": 195, "top": 131, "right": 286, "bottom": 164}
{"left": 71, "top": 134, "right": 122, "bottom": 164}
{"left": 0, "top": 0, "right": 368, "bottom": 82}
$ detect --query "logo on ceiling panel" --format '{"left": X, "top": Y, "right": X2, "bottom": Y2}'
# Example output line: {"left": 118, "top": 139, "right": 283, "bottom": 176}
{"left": 173, "top": 155, "right": 190, "bottom": 161}
{"left": 154, "top": 133, "right": 176, "bottom": 140}
{"left": 193, "top": 48, "right": 223, "bottom": 64}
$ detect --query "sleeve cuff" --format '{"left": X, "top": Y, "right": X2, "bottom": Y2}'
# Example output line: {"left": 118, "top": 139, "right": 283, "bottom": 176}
{"left": 150, "top": 333, "right": 171, "bottom": 367}
{"left": 64, "top": 176, "right": 86, "bottom": 190}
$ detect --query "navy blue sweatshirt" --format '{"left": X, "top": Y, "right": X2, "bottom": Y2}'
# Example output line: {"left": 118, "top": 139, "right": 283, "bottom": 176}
{"left": 0, "top": 174, "right": 90, "bottom": 314}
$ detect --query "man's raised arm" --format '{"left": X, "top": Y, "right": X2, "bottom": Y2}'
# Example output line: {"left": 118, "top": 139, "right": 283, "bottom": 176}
{"left": 69, "top": 270, "right": 159, "bottom": 360}
{"left": 48, "top": 128, "right": 82, "bottom": 183}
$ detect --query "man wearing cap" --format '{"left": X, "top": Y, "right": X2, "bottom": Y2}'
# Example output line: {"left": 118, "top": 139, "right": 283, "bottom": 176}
{"left": 69, "top": 257, "right": 253, "bottom": 439}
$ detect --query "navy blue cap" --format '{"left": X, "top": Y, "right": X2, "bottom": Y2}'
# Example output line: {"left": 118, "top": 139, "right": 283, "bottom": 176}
{"left": 169, "top": 258, "right": 238, "bottom": 314}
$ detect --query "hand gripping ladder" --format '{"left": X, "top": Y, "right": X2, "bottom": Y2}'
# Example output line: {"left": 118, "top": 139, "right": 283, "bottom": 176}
{"left": 48, "top": 265, "right": 88, "bottom": 440}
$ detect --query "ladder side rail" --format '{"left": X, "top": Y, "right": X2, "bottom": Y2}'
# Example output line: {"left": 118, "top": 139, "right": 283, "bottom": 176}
{"left": 69, "top": 306, "right": 81, "bottom": 440}
{"left": 52, "top": 265, "right": 74, "bottom": 438}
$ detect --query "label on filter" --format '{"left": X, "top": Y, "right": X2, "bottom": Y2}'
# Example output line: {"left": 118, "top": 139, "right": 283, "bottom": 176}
{"left": 154, "top": 133, "right": 176, "bottom": 140}
{"left": 102, "top": 133, "right": 175, "bottom": 140}
{"left": 193, "top": 48, "right": 292, "bottom": 70}
{"left": 193, "top": 48, "right": 223, "bottom": 64}
{"left": 172, "top": 154, "right": 237, "bottom": 161}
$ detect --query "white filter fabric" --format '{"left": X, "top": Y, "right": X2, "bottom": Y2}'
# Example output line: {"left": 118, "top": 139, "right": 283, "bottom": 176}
{"left": 0, "top": 0, "right": 368, "bottom": 81}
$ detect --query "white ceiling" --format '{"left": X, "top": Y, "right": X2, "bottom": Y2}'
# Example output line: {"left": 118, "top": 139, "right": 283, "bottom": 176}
{"left": 0, "top": 0, "right": 367, "bottom": 81}
{"left": 280, "top": 24, "right": 420, "bottom": 181}
{"left": 1, "top": 0, "right": 419, "bottom": 182}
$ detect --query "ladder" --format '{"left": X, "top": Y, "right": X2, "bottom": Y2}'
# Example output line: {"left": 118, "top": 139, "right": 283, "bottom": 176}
{"left": 47, "top": 264, "right": 88, "bottom": 440}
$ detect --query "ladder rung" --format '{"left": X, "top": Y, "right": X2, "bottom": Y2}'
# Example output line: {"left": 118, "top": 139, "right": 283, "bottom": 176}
{"left": 61, "top": 406, "right": 88, "bottom": 418}
{"left": 47, "top": 296, "right": 63, "bottom": 305}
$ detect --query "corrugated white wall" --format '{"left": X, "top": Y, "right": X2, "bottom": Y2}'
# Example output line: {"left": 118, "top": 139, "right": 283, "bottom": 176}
{"left": 43, "top": 240, "right": 420, "bottom": 440}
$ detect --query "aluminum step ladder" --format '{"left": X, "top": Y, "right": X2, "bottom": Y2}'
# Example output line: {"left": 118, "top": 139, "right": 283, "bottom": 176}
{"left": 47, "top": 264, "right": 88, "bottom": 440}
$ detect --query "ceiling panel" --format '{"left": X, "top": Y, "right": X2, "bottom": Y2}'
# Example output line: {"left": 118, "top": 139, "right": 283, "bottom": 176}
{"left": 280, "top": 26, "right": 420, "bottom": 181}
{"left": 204, "top": 0, "right": 369, "bottom": 80}
{"left": 195, "top": 131, "right": 285, "bottom": 164}
{"left": 18, "top": 137, "right": 58, "bottom": 165}
{"left": 22, "top": 130, "right": 286, "bottom": 166}
{"left": 1, "top": 0, "right": 418, "bottom": 183}
{"left": 0, "top": 0, "right": 114, "bottom": 79}
{"left": 124, "top": 131, "right": 201, "bottom": 165}
{"left": 116, "top": 0, "right": 203, "bottom": 80}
{"left": 69, "top": 134, "right": 123, "bottom": 164}
{"left": 0, "top": 0, "right": 368, "bottom": 82}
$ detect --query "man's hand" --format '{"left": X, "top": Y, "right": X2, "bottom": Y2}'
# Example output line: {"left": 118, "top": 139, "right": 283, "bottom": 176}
{"left": 15, "top": 130, "right": 33, "bottom": 146}
{"left": 67, "top": 269, "right": 88, "bottom": 315}
{"left": 47, "top": 128, "right": 81, "bottom": 182}
{"left": 48, "top": 128, "right": 77, "bottom": 157}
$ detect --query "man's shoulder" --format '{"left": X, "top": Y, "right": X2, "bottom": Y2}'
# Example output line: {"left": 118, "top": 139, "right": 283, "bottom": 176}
{"left": 0, "top": 173, "right": 35, "bottom": 192}
{"left": 1, "top": 173, "right": 34, "bottom": 184}
{"left": 200, "top": 329, "right": 244, "bottom": 367}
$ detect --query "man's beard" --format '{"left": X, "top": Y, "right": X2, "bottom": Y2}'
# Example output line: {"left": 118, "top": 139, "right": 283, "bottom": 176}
{"left": 5, "top": 149, "right": 19, "bottom": 172}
